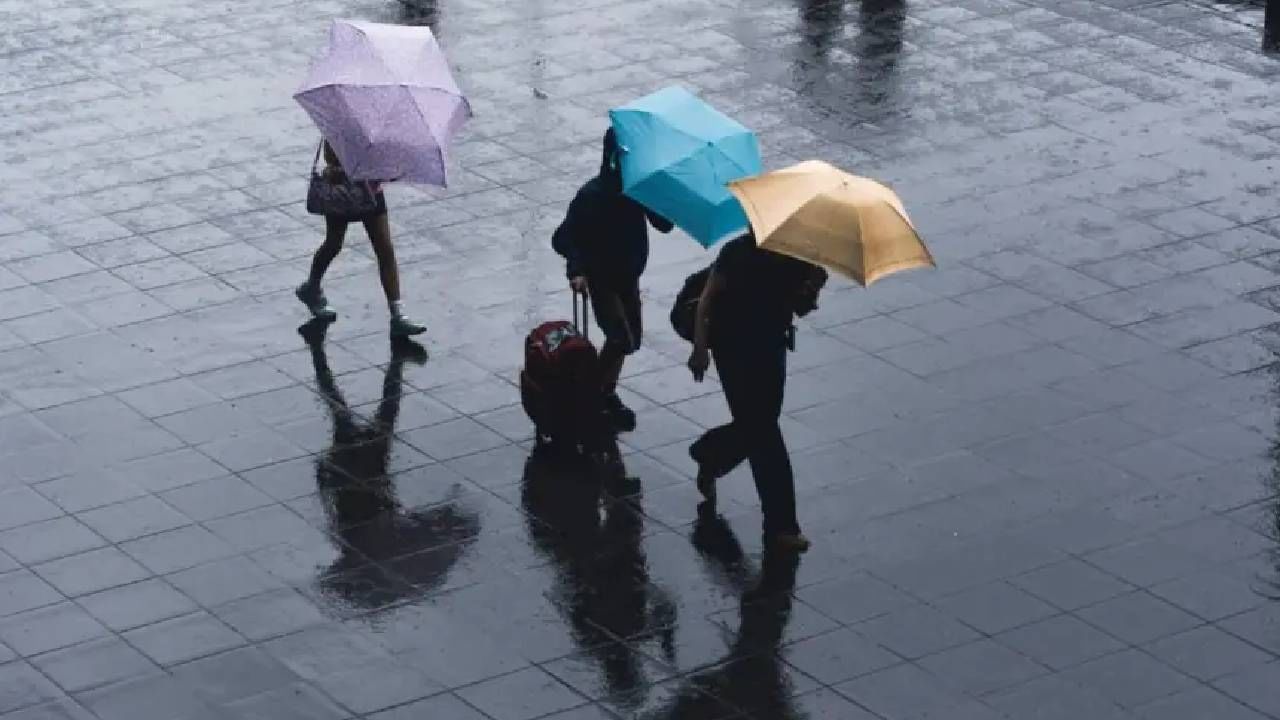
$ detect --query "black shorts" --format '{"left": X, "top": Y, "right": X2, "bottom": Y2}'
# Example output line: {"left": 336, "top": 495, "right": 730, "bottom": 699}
{"left": 589, "top": 280, "right": 642, "bottom": 355}
{"left": 324, "top": 191, "right": 387, "bottom": 223}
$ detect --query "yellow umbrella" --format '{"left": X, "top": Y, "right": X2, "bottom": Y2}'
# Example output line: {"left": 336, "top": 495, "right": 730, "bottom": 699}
{"left": 727, "top": 160, "right": 935, "bottom": 286}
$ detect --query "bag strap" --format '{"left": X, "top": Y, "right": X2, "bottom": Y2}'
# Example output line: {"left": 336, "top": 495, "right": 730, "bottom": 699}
{"left": 573, "top": 290, "right": 590, "bottom": 342}
{"left": 311, "top": 140, "right": 324, "bottom": 175}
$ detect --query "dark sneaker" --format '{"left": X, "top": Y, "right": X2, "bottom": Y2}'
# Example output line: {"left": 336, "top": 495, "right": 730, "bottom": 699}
{"left": 390, "top": 315, "right": 426, "bottom": 337}
{"left": 297, "top": 318, "right": 328, "bottom": 345}
{"left": 603, "top": 393, "right": 637, "bottom": 432}
{"left": 296, "top": 283, "right": 337, "bottom": 321}
{"left": 391, "top": 337, "right": 429, "bottom": 365}
{"left": 689, "top": 445, "right": 716, "bottom": 505}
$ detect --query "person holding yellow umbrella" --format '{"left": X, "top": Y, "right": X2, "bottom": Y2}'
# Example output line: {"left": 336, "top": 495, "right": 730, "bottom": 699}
{"left": 685, "top": 160, "right": 933, "bottom": 552}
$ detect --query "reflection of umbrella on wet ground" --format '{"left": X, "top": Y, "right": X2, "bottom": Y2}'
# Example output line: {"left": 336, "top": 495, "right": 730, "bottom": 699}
{"left": 729, "top": 160, "right": 934, "bottom": 286}
{"left": 303, "top": 323, "right": 479, "bottom": 610}
{"left": 521, "top": 444, "right": 676, "bottom": 706}
{"left": 294, "top": 19, "right": 470, "bottom": 185}
{"left": 609, "top": 86, "right": 761, "bottom": 248}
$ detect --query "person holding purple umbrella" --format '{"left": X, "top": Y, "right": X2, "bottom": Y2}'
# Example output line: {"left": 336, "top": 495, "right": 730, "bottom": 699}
{"left": 293, "top": 20, "right": 472, "bottom": 338}
{"left": 296, "top": 141, "right": 426, "bottom": 338}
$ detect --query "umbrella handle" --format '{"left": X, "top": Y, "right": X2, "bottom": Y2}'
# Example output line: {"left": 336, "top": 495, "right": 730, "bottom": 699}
{"left": 310, "top": 140, "right": 323, "bottom": 175}
{"left": 573, "top": 290, "right": 590, "bottom": 342}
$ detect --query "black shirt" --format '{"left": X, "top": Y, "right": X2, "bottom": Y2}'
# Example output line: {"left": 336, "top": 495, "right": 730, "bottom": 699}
{"left": 711, "top": 235, "right": 814, "bottom": 345}
{"left": 552, "top": 177, "right": 673, "bottom": 287}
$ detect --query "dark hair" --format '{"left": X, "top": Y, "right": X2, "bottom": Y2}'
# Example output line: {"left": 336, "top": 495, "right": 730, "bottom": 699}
{"left": 600, "top": 127, "right": 621, "bottom": 184}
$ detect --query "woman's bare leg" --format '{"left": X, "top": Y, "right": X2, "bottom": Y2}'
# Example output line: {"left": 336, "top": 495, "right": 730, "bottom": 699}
{"left": 362, "top": 213, "right": 400, "bottom": 306}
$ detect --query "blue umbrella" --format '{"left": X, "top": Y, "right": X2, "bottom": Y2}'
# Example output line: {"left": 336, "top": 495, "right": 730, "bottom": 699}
{"left": 609, "top": 86, "right": 762, "bottom": 248}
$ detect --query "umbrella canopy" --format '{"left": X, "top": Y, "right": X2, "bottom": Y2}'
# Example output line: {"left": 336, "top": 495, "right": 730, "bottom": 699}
{"left": 609, "top": 86, "right": 761, "bottom": 248}
{"left": 294, "top": 19, "right": 470, "bottom": 186}
{"left": 728, "top": 160, "right": 935, "bottom": 286}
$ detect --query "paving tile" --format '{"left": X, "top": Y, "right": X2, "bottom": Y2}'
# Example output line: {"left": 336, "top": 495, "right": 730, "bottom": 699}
{"left": 1060, "top": 647, "right": 1197, "bottom": 708}
{"left": 997, "top": 613, "right": 1128, "bottom": 671}
{"left": 165, "top": 555, "right": 285, "bottom": 607}
{"left": 781, "top": 627, "right": 902, "bottom": 685}
{"left": 169, "top": 646, "right": 300, "bottom": 706}
{"left": 76, "top": 673, "right": 220, "bottom": 720}
{"left": 1148, "top": 566, "right": 1269, "bottom": 622}
{"left": 122, "top": 611, "right": 245, "bottom": 666}
{"left": 31, "top": 638, "right": 159, "bottom": 693}
{"left": 1212, "top": 661, "right": 1280, "bottom": 718}
{"left": 1083, "top": 537, "right": 1212, "bottom": 589}
{"left": 157, "top": 475, "right": 274, "bottom": 522}
{"left": 203, "top": 505, "right": 327, "bottom": 553}
{"left": 222, "top": 683, "right": 352, "bottom": 719}
{"left": 834, "top": 662, "right": 1003, "bottom": 720}
{"left": 309, "top": 657, "right": 447, "bottom": 715}
{"left": 78, "top": 579, "right": 198, "bottom": 633}
{"left": 933, "top": 581, "right": 1060, "bottom": 635}
{"left": 854, "top": 604, "right": 983, "bottom": 660}
{"left": 1217, "top": 602, "right": 1280, "bottom": 657}
{"left": 1076, "top": 591, "right": 1204, "bottom": 645}
{"left": 0, "top": 570, "right": 63, "bottom": 618}
{"left": 0, "top": 488, "right": 64, "bottom": 532}
{"left": 399, "top": 417, "right": 510, "bottom": 460}
{"left": 33, "top": 472, "right": 148, "bottom": 514}
{"left": 986, "top": 674, "right": 1136, "bottom": 720}
{"left": 919, "top": 638, "right": 1049, "bottom": 696}
{"left": 119, "top": 524, "right": 239, "bottom": 575}
{"left": 0, "top": 698, "right": 99, "bottom": 720}
{"left": 209, "top": 588, "right": 327, "bottom": 642}
{"left": 32, "top": 546, "right": 150, "bottom": 597}
{"left": 0, "top": 662, "right": 65, "bottom": 714}
{"left": 367, "top": 693, "right": 490, "bottom": 720}
{"left": 0, "top": 517, "right": 104, "bottom": 566}
{"left": 1146, "top": 625, "right": 1275, "bottom": 682}
{"left": 75, "top": 496, "right": 190, "bottom": 543}
{"left": 795, "top": 572, "right": 918, "bottom": 626}
{"left": 0, "top": 602, "right": 109, "bottom": 657}
{"left": 1011, "top": 558, "right": 1136, "bottom": 611}
{"left": 1134, "top": 685, "right": 1272, "bottom": 720}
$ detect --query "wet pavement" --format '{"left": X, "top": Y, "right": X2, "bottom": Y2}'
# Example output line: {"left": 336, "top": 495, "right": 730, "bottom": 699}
{"left": 1, "top": 0, "right": 1279, "bottom": 717}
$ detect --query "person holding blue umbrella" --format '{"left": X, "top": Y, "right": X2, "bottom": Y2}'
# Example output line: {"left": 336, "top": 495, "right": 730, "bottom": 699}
{"left": 553, "top": 128, "right": 673, "bottom": 431}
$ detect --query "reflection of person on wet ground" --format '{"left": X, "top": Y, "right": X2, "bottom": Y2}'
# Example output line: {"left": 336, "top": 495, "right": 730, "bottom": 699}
{"left": 521, "top": 442, "right": 676, "bottom": 704}
{"left": 856, "top": 0, "right": 906, "bottom": 102}
{"left": 646, "top": 513, "right": 803, "bottom": 719}
{"left": 303, "top": 322, "right": 478, "bottom": 608}
{"left": 397, "top": 0, "right": 440, "bottom": 28}
{"left": 796, "top": 0, "right": 845, "bottom": 64}
{"left": 686, "top": 233, "right": 828, "bottom": 553}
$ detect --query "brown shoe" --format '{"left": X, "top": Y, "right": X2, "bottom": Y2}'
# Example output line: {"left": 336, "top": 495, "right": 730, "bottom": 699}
{"left": 766, "top": 533, "right": 811, "bottom": 553}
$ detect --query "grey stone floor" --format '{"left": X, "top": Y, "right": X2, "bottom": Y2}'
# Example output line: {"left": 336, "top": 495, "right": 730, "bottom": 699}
{"left": 0, "top": 0, "right": 1278, "bottom": 717}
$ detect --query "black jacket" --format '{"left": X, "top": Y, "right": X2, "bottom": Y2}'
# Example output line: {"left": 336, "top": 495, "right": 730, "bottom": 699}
{"left": 553, "top": 129, "right": 673, "bottom": 285}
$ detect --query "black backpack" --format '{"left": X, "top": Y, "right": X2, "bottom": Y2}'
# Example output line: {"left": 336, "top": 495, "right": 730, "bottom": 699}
{"left": 670, "top": 266, "right": 710, "bottom": 343}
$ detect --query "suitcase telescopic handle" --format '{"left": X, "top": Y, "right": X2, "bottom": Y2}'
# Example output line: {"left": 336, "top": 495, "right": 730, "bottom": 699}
{"left": 573, "top": 290, "right": 590, "bottom": 341}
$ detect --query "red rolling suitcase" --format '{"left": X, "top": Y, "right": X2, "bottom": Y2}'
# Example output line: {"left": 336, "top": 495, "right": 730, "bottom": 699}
{"left": 520, "top": 291, "right": 603, "bottom": 449}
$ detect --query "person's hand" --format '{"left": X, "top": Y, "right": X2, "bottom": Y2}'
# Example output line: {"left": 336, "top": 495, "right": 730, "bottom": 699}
{"left": 688, "top": 347, "right": 710, "bottom": 382}
{"left": 569, "top": 276, "right": 588, "bottom": 295}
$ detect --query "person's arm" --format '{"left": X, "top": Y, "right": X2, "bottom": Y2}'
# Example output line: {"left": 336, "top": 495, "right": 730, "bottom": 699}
{"left": 552, "top": 197, "right": 588, "bottom": 288}
{"left": 687, "top": 268, "right": 724, "bottom": 382}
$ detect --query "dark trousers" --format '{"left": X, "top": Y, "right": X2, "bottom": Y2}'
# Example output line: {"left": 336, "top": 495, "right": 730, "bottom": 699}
{"left": 691, "top": 338, "right": 799, "bottom": 535}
